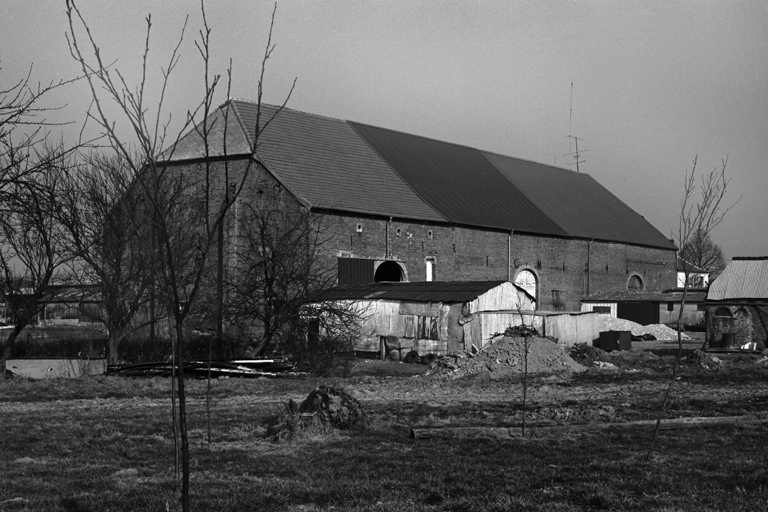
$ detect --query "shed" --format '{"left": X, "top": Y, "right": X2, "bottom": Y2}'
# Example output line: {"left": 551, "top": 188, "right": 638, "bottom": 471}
{"left": 320, "top": 281, "right": 536, "bottom": 357}
{"left": 581, "top": 289, "right": 708, "bottom": 327}
{"left": 705, "top": 257, "right": 768, "bottom": 350}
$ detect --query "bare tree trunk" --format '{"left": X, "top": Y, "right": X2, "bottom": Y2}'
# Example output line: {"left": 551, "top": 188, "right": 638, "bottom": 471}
{"left": 1, "top": 322, "right": 36, "bottom": 380}
{"left": 216, "top": 220, "right": 224, "bottom": 359}
{"left": 646, "top": 155, "right": 739, "bottom": 461}
{"left": 175, "top": 319, "right": 190, "bottom": 512}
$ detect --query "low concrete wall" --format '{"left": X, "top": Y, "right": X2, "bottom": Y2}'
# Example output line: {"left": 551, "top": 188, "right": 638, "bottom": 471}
{"left": 7, "top": 358, "right": 107, "bottom": 379}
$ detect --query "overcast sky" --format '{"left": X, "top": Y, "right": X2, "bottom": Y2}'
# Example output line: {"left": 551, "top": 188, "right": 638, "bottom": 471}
{"left": 3, "top": 0, "right": 766, "bottom": 259}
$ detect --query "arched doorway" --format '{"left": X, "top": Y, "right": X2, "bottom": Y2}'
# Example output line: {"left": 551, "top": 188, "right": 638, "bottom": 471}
{"left": 374, "top": 261, "right": 404, "bottom": 282}
{"left": 514, "top": 269, "right": 537, "bottom": 303}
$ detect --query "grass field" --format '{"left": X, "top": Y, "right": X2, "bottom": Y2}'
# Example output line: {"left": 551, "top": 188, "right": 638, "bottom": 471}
{"left": 2, "top": 345, "right": 768, "bottom": 511}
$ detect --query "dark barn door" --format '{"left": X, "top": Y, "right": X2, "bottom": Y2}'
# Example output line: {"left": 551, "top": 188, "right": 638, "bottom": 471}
{"left": 617, "top": 302, "right": 659, "bottom": 325}
{"left": 338, "top": 258, "right": 375, "bottom": 285}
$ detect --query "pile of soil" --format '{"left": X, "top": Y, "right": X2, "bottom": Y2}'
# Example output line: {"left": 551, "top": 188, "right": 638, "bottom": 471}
{"left": 596, "top": 316, "right": 690, "bottom": 340}
{"left": 569, "top": 343, "right": 662, "bottom": 369}
{"left": 684, "top": 350, "right": 724, "bottom": 369}
{"left": 424, "top": 335, "right": 586, "bottom": 380}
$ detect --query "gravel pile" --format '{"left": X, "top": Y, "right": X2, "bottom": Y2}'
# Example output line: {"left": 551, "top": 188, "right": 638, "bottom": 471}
{"left": 424, "top": 336, "right": 586, "bottom": 380}
{"left": 596, "top": 316, "right": 690, "bottom": 340}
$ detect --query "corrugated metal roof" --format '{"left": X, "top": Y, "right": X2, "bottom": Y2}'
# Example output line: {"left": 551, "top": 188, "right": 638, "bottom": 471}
{"left": 707, "top": 258, "right": 768, "bottom": 300}
{"left": 583, "top": 289, "right": 708, "bottom": 303}
{"left": 321, "top": 280, "right": 510, "bottom": 302}
{"left": 349, "top": 121, "right": 567, "bottom": 235}
{"left": 482, "top": 151, "right": 677, "bottom": 249}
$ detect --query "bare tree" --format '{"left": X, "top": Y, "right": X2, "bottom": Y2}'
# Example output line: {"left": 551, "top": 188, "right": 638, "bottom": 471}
{"left": 224, "top": 194, "right": 360, "bottom": 375}
{"left": 66, "top": 1, "right": 293, "bottom": 509}
{"left": 647, "top": 155, "right": 740, "bottom": 459}
{"left": 58, "top": 152, "right": 158, "bottom": 364}
{"left": 680, "top": 229, "right": 727, "bottom": 279}
{"left": 0, "top": 61, "right": 76, "bottom": 192}
{"left": 0, "top": 151, "right": 72, "bottom": 379}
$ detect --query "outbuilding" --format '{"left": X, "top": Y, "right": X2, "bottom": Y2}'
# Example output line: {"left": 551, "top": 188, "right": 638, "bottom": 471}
{"left": 322, "top": 280, "right": 603, "bottom": 358}
{"left": 321, "top": 281, "right": 536, "bottom": 358}
{"left": 705, "top": 257, "right": 768, "bottom": 351}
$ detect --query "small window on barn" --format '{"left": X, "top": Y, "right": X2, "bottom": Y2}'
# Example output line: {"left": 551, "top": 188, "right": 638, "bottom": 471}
{"left": 628, "top": 275, "right": 644, "bottom": 290}
{"left": 396, "top": 228, "right": 402, "bottom": 237}
{"left": 425, "top": 257, "right": 436, "bottom": 282}
{"left": 592, "top": 306, "right": 611, "bottom": 315}
{"left": 427, "top": 230, "right": 433, "bottom": 239}
{"left": 714, "top": 307, "right": 732, "bottom": 317}
{"left": 356, "top": 223, "right": 363, "bottom": 233}
{"left": 667, "top": 302, "right": 674, "bottom": 312}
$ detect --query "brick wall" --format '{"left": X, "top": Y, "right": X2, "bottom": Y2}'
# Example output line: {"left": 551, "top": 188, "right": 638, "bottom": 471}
{"left": 319, "top": 213, "right": 676, "bottom": 311}
{"left": 190, "top": 158, "right": 677, "bottom": 312}
{"left": 706, "top": 305, "right": 768, "bottom": 349}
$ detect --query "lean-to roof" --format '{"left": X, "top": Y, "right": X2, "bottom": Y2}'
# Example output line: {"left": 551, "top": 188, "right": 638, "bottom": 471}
{"left": 321, "top": 280, "right": 516, "bottom": 303}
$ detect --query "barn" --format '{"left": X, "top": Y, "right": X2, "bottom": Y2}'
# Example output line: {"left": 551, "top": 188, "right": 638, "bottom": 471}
{"left": 165, "top": 99, "right": 678, "bottom": 312}
{"left": 705, "top": 257, "right": 768, "bottom": 351}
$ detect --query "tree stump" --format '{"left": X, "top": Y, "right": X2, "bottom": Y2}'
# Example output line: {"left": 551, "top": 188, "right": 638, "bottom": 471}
{"left": 266, "top": 386, "right": 366, "bottom": 441}
{"left": 299, "top": 386, "right": 366, "bottom": 430}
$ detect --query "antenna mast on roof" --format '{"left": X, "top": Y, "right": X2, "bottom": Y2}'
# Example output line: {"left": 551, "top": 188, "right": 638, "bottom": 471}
{"left": 565, "top": 80, "right": 586, "bottom": 172}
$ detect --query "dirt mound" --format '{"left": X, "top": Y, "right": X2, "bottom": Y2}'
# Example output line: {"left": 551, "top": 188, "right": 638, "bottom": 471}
{"left": 425, "top": 336, "right": 586, "bottom": 380}
{"left": 569, "top": 342, "right": 663, "bottom": 369}
{"left": 596, "top": 317, "right": 690, "bottom": 340}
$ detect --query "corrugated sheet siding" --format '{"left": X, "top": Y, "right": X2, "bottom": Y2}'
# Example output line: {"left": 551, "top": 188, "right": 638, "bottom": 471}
{"left": 708, "top": 259, "right": 768, "bottom": 300}
{"left": 338, "top": 258, "right": 375, "bottom": 285}
{"left": 324, "top": 280, "right": 509, "bottom": 302}
{"left": 617, "top": 302, "right": 660, "bottom": 325}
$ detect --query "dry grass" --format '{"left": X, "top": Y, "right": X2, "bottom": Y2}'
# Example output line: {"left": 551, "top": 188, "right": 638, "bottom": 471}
{"left": 2, "top": 360, "right": 768, "bottom": 511}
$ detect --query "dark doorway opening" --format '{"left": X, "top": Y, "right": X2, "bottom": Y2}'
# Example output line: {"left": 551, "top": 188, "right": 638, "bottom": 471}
{"left": 375, "top": 261, "right": 403, "bottom": 282}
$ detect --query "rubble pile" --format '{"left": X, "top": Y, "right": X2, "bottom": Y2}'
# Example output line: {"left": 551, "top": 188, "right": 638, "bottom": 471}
{"left": 596, "top": 316, "right": 690, "bottom": 341}
{"left": 424, "top": 336, "right": 586, "bottom": 380}
{"left": 569, "top": 342, "right": 662, "bottom": 369}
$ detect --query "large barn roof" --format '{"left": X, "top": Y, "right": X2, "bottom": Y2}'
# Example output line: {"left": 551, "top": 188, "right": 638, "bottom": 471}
{"left": 707, "top": 257, "right": 768, "bottom": 301}
{"left": 166, "top": 99, "right": 676, "bottom": 250}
